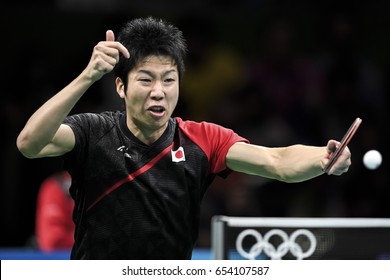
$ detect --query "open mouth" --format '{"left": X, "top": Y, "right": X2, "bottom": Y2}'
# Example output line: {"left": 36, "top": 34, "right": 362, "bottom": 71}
{"left": 148, "top": 106, "right": 165, "bottom": 115}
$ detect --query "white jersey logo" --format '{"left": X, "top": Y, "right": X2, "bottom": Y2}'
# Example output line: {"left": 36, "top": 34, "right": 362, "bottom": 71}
{"left": 171, "top": 147, "right": 186, "bottom": 162}
{"left": 117, "top": 146, "right": 131, "bottom": 158}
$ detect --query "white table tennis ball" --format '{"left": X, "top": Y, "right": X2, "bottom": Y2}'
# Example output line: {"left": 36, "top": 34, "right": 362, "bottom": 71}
{"left": 363, "top": 150, "right": 382, "bottom": 170}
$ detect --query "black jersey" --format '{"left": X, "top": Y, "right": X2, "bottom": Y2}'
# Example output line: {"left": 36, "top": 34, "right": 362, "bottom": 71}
{"left": 63, "top": 111, "right": 248, "bottom": 259}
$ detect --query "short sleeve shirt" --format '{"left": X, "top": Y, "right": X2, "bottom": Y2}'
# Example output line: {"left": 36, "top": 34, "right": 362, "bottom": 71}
{"left": 63, "top": 111, "right": 248, "bottom": 259}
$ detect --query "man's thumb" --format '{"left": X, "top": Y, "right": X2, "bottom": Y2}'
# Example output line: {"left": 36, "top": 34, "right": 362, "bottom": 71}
{"left": 106, "top": 30, "right": 115, "bottom": 41}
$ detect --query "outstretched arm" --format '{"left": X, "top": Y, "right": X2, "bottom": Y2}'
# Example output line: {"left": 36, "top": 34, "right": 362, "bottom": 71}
{"left": 226, "top": 140, "right": 351, "bottom": 183}
{"left": 16, "top": 30, "right": 130, "bottom": 158}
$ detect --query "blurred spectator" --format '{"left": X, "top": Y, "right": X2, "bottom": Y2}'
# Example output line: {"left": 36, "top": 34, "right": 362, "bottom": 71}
{"left": 35, "top": 171, "right": 74, "bottom": 251}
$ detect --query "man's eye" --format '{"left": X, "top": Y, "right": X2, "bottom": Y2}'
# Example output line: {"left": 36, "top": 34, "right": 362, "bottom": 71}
{"left": 139, "top": 79, "right": 151, "bottom": 82}
{"left": 165, "top": 78, "right": 175, "bottom": 83}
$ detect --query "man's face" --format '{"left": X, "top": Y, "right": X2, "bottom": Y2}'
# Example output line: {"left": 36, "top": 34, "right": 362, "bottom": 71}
{"left": 116, "top": 55, "right": 179, "bottom": 138}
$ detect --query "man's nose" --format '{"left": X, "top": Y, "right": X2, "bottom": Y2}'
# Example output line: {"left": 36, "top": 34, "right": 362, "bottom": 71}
{"left": 150, "top": 81, "right": 164, "bottom": 99}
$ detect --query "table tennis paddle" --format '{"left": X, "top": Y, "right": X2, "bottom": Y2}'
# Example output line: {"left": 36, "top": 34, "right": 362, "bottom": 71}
{"left": 323, "top": 117, "right": 362, "bottom": 174}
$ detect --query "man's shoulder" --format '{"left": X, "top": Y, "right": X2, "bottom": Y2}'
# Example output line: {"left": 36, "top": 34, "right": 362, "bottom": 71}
{"left": 66, "top": 111, "right": 123, "bottom": 125}
{"left": 91, "top": 110, "right": 123, "bottom": 123}
{"left": 64, "top": 111, "right": 124, "bottom": 142}
{"left": 175, "top": 117, "right": 229, "bottom": 134}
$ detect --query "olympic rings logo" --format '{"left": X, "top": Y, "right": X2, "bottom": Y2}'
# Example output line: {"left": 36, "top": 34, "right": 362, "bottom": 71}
{"left": 236, "top": 229, "right": 317, "bottom": 260}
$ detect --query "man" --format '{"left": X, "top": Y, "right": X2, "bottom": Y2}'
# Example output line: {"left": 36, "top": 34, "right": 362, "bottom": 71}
{"left": 17, "top": 17, "right": 351, "bottom": 259}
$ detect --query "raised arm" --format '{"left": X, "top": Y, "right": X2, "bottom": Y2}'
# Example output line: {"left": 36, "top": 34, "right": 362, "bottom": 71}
{"left": 16, "top": 30, "right": 130, "bottom": 158}
{"left": 226, "top": 140, "right": 351, "bottom": 183}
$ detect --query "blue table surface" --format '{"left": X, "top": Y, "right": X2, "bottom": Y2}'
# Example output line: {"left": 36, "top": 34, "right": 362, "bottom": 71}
{"left": 0, "top": 248, "right": 212, "bottom": 260}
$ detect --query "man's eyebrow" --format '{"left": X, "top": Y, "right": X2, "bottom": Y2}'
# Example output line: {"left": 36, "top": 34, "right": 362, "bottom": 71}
{"left": 137, "top": 69, "right": 177, "bottom": 77}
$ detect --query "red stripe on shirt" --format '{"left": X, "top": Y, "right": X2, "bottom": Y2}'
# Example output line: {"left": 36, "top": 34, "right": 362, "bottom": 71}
{"left": 87, "top": 143, "right": 173, "bottom": 211}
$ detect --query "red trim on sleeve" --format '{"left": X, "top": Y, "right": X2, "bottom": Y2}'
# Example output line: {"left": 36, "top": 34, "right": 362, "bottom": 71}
{"left": 176, "top": 118, "right": 249, "bottom": 174}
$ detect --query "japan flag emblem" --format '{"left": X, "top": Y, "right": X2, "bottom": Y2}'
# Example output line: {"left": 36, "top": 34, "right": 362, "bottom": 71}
{"left": 171, "top": 146, "right": 186, "bottom": 163}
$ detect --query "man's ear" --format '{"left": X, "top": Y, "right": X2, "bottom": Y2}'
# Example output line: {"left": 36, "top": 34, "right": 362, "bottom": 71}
{"left": 115, "top": 77, "right": 126, "bottom": 98}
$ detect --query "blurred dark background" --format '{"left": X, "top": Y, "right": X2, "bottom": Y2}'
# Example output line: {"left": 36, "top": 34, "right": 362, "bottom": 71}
{"left": 1, "top": 0, "right": 389, "bottom": 249}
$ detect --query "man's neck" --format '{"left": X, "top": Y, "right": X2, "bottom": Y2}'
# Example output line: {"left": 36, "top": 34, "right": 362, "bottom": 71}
{"left": 126, "top": 118, "right": 169, "bottom": 146}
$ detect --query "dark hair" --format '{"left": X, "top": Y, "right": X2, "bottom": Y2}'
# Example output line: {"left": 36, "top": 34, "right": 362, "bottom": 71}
{"left": 114, "top": 17, "right": 187, "bottom": 89}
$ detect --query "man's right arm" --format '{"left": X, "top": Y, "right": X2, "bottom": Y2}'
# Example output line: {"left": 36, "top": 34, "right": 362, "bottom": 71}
{"left": 16, "top": 74, "right": 94, "bottom": 158}
{"left": 16, "top": 30, "right": 130, "bottom": 159}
